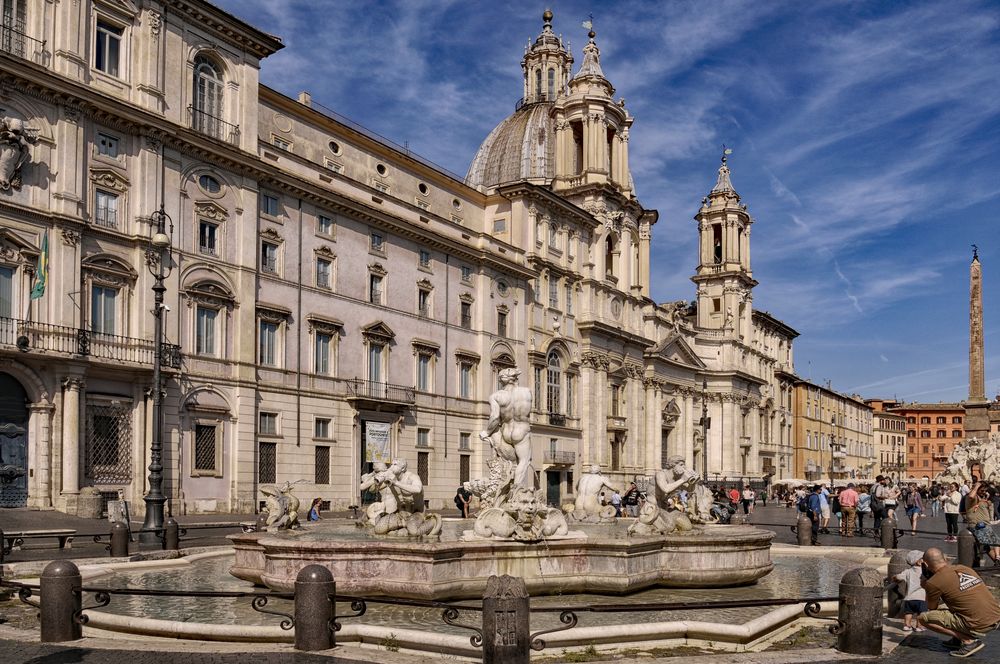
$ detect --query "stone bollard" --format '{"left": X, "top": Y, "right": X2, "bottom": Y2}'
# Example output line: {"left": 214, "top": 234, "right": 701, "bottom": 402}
{"left": 0, "top": 527, "right": 5, "bottom": 565}
{"left": 482, "top": 574, "right": 530, "bottom": 664}
{"left": 163, "top": 517, "right": 180, "bottom": 551}
{"left": 294, "top": 564, "right": 334, "bottom": 651}
{"left": 256, "top": 511, "right": 269, "bottom": 533}
{"left": 836, "top": 567, "right": 884, "bottom": 656}
{"left": 880, "top": 518, "right": 897, "bottom": 550}
{"left": 40, "top": 560, "right": 82, "bottom": 643}
{"left": 796, "top": 513, "right": 813, "bottom": 546}
{"left": 886, "top": 550, "right": 911, "bottom": 618}
{"left": 110, "top": 521, "right": 129, "bottom": 557}
{"left": 957, "top": 529, "right": 976, "bottom": 568}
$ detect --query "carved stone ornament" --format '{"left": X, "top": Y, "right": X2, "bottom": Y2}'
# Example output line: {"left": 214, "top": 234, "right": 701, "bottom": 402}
{"left": 307, "top": 315, "right": 343, "bottom": 336}
{"left": 257, "top": 306, "right": 290, "bottom": 324}
{"left": 89, "top": 168, "right": 129, "bottom": 193}
{"left": 260, "top": 227, "right": 282, "bottom": 243}
{"left": 82, "top": 254, "right": 137, "bottom": 287}
{"left": 148, "top": 11, "right": 162, "bottom": 36}
{"left": 361, "top": 321, "right": 395, "bottom": 342}
{"left": 580, "top": 351, "right": 610, "bottom": 371}
{"left": 0, "top": 117, "right": 39, "bottom": 191}
{"left": 415, "top": 278, "right": 433, "bottom": 290}
{"left": 184, "top": 281, "right": 235, "bottom": 311}
{"left": 61, "top": 228, "right": 81, "bottom": 246}
{"left": 623, "top": 363, "right": 644, "bottom": 379}
{"left": 458, "top": 292, "right": 474, "bottom": 304}
{"left": 194, "top": 200, "right": 229, "bottom": 222}
{"left": 314, "top": 245, "right": 336, "bottom": 259}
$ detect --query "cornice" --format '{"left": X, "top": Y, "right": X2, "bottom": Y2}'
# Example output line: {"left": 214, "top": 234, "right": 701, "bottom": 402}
{"left": 165, "top": 0, "right": 284, "bottom": 59}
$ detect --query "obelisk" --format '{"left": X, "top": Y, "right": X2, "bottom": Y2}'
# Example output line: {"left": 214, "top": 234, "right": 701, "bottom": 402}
{"left": 964, "top": 246, "right": 990, "bottom": 441}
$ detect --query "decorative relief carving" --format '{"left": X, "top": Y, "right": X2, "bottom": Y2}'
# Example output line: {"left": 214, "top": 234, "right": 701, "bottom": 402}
{"left": 259, "top": 227, "right": 283, "bottom": 243}
{"left": 61, "top": 228, "right": 80, "bottom": 246}
{"left": 194, "top": 200, "right": 228, "bottom": 221}
{"left": 623, "top": 363, "right": 644, "bottom": 379}
{"left": 257, "top": 306, "right": 290, "bottom": 324}
{"left": 314, "top": 245, "right": 336, "bottom": 259}
{"left": 368, "top": 262, "right": 387, "bottom": 276}
{"left": 580, "top": 351, "right": 610, "bottom": 371}
{"left": 0, "top": 117, "right": 38, "bottom": 191}
{"left": 148, "top": 11, "right": 162, "bottom": 36}
{"left": 89, "top": 168, "right": 130, "bottom": 193}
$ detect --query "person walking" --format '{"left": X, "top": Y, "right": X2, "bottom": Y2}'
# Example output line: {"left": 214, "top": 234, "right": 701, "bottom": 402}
{"left": 741, "top": 485, "right": 754, "bottom": 515}
{"left": 610, "top": 489, "right": 622, "bottom": 517}
{"left": 894, "top": 550, "right": 927, "bottom": 632}
{"left": 819, "top": 484, "right": 832, "bottom": 534}
{"left": 623, "top": 482, "right": 641, "bottom": 517}
{"left": 917, "top": 547, "right": 1000, "bottom": 657}
{"left": 856, "top": 485, "right": 872, "bottom": 535}
{"left": 904, "top": 483, "right": 924, "bottom": 536}
{"left": 930, "top": 483, "right": 942, "bottom": 518}
{"left": 807, "top": 484, "right": 824, "bottom": 545}
{"left": 872, "top": 476, "right": 888, "bottom": 530}
{"left": 839, "top": 483, "right": 859, "bottom": 537}
{"left": 944, "top": 482, "right": 962, "bottom": 543}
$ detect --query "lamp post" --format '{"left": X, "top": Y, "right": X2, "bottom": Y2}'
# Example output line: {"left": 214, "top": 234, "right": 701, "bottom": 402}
{"left": 829, "top": 414, "right": 837, "bottom": 485}
{"left": 140, "top": 204, "right": 173, "bottom": 543}
{"left": 700, "top": 378, "right": 709, "bottom": 482}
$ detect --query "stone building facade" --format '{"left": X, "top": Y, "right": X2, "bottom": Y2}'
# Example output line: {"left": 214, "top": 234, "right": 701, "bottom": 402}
{"left": 889, "top": 403, "right": 965, "bottom": 482}
{"left": 866, "top": 399, "right": 908, "bottom": 482}
{"left": 792, "top": 380, "right": 875, "bottom": 483}
{"left": 0, "top": 4, "right": 799, "bottom": 516}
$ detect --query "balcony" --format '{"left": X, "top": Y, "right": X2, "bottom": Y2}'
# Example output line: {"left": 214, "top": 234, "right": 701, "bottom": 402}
{"left": 345, "top": 378, "right": 415, "bottom": 408}
{"left": 188, "top": 105, "right": 240, "bottom": 145}
{"left": 547, "top": 412, "right": 566, "bottom": 427}
{"left": 607, "top": 415, "right": 627, "bottom": 431}
{"left": 832, "top": 450, "right": 847, "bottom": 459}
{"left": 1, "top": 316, "right": 181, "bottom": 369}
{"left": 0, "top": 25, "right": 45, "bottom": 64}
{"left": 543, "top": 450, "right": 576, "bottom": 466}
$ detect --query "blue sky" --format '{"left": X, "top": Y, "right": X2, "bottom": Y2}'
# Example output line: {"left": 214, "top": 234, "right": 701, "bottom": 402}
{"left": 216, "top": 0, "right": 1000, "bottom": 404}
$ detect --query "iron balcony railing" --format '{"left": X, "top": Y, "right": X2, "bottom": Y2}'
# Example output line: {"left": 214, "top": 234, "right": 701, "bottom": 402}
{"left": 548, "top": 412, "right": 566, "bottom": 426}
{"left": 345, "top": 378, "right": 415, "bottom": 405}
{"left": 0, "top": 316, "right": 181, "bottom": 369}
{"left": 514, "top": 92, "right": 553, "bottom": 111}
{"left": 543, "top": 450, "right": 576, "bottom": 465}
{"left": 0, "top": 24, "right": 45, "bottom": 64}
{"left": 188, "top": 105, "right": 240, "bottom": 145}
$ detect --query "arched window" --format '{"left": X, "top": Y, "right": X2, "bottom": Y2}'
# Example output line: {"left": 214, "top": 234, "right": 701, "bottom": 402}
{"left": 604, "top": 235, "right": 616, "bottom": 278}
{"left": 535, "top": 69, "right": 542, "bottom": 99}
{"left": 193, "top": 55, "right": 224, "bottom": 137}
{"left": 547, "top": 68, "right": 555, "bottom": 99}
{"left": 546, "top": 351, "right": 561, "bottom": 414}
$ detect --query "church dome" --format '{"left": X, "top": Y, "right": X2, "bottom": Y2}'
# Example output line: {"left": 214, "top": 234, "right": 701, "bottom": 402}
{"left": 466, "top": 101, "right": 556, "bottom": 191}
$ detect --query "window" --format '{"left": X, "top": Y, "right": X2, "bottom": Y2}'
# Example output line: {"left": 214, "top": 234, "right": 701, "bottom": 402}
{"left": 610, "top": 384, "right": 621, "bottom": 417}
{"left": 193, "top": 424, "right": 218, "bottom": 474}
{"left": 417, "top": 451, "right": 429, "bottom": 485}
{"left": 370, "top": 232, "right": 384, "bottom": 252}
{"left": 193, "top": 55, "right": 225, "bottom": 137}
{"left": 316, "top": 258, "right": 332, "bottom": 289}
{"left": 95, "top": 21, "right": 122, "bottom": 77}
{"left": 199, "top": 174, "right": 221, "bottom": 194}
{"left": 920, "top": 430, "right": 930, "bottom": 438}
{"left": 85, "top": 400, "right": 133, "bottom": 484}
{"left": 314, "top": 418, "right": 330, "bottom": 439}
{"left": 548, "top": 224, "right": 559, "bottom": 250}
{"left": 416, "top": 352, "right": 432, "bottom": 391}
{"left": 548, "top": 67, "right": 555, "bottom": 98}
{"left": 314, "top": 332, "right": 332, "bottom": 374}
{"left": 920, "top": 417, "right": 931, "bottom": 424}
{"left": 548, "top": 275, "right": 558, "bottom": 308}
{"left": 417, "top": 288, "right": 430, "bottom": 316}
{"left": 417, "top": 428, "right": 429, "bottom": 448}
{"left": 317, "top": 215, "right": 334, "bottom": 236}
{"left": 376, "top": 163, "right": 387, "bottom": 176}
{"left": 953, "top": 430, "right": 962, "bottom": 437}
{"left": 199, "top": 220, "right": 218, "bottom": 255}
{"left": 936, "top": 417, "right": 946, "bottom": 424}
{"left": 329, "top": 141, "right": 342, "bottom": 155}
{"left": 419, "top": 249, "right": 431, "bottom": 268}
{"left": 907, "top": 430, "right": 915, "bottom": 437}
{"left": 713, "top": 298, "right": 721, "bottom": 313}
{"left": 195, "top": 306, "right": 217, "bottom": 356}
{"left": 261, "top": 242, "right": 278, "bottom": 274}
{"left": 907, "top": 417, "right": 916, "bottom": 424}
{"left": 546, "top": 352, "right": 562, "bottom": 414}
{"left": 938, "top": 444, "right": 945, "bottom": 454}
{"left": 909, "top": 445, "right": 914, "bottom": 454}
{"left": 314, "top": 446, "right": 330, "bottom": 484}
{"left": 460, "top": 301, "right": 472, "bottom": 329}
{"left": 459, "top": 361, "right": 474, "bottom": 399}
{"left": 368, "top": 343, "right": 384, "bottom": 382}
{"left": 90, "top": 285, "right": 118, "bottom": 335}
{"left": 497, "top": 310, "right": 507, "bottom": 337}
{"left": 0, "top": 266, "right": 12, "bottom": 317}
{"left": 922, "top": 445, "right": 929, "bottom": 454}
{"left": 460, "top": 265, "right": 473, "bottom": 282}
{"left": 922, "top": 459, "right": 929, "bottom": 468}
{"left": 259, "top": 321, "right": 277, "bottom": 366}
{"left": 94, "top": 190, "right": 118, "bottom": 228}
{"left": 952, "top": 416, "right": 962, "bottom": 424}
{"left": 566, "top": 374, "right": 575, "bottom": 417}
{"left": 259, "top": 412, "right": 278, "bottom": 436}
{"left": 97, "top": 133, "right": 119, "bottom": 158}
{"left": 261, "top": 193, "right": 280, "bottom": 217}
{"left": 369, "top": 273, "right": 383, "bottom": 304}
{"left": 565, "top": 285, "right": 573, "bottom": 315}
{"left": 418, "top": 182, "right": 428, "bottom": 195}
{"left": 258, "top": 441, "right": 276, "bottom": 484}
{"left": 459, "top": 432, "right": 471, "bottom": 451}
{"left": 460, "top": 454, "right": 470, "bottom": 484}
{"left": 271, "top": 135, "right": 290, "bottom": 151}
{"left": 936, "top": 430, "right": 946, "bottom": 438}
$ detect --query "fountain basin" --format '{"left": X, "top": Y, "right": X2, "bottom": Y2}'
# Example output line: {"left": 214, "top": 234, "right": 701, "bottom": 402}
{"left": 229, "top": 521, "right": 774, "bottom": 600}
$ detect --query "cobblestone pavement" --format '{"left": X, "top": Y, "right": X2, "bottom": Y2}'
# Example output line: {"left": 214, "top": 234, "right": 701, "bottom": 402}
{"left": 0, "top": 641, "right": 369, "bottom": 664}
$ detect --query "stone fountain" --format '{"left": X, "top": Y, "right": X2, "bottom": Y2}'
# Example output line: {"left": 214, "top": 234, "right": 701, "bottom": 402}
{"left": 229, "top": 367, "right": 774, "bottom": 599}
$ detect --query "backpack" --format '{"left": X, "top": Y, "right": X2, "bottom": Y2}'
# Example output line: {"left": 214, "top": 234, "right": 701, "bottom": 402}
{"left": 797, "top": 495, "right": 809, "bottom": 513}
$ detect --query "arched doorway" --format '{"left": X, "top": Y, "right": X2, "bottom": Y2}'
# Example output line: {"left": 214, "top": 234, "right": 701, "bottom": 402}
{"left": 0, "top": 372, "right": 29, "bottom": 507}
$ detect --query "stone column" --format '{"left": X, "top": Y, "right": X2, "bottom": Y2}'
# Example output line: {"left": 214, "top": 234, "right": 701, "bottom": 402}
{"left": 28, "top": 403, "right": 54, "bottom": 510}
{"left": 964, "top": 250, "right": 990, "bottom": 440}
{"left": 60, "top": 377, "right": 83, "bottom": 507}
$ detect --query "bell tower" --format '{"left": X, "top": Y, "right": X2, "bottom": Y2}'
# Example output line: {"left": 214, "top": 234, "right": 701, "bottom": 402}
{"left": 521, "top": 10, "right": 573, "bottom": 104}
{"left": 692, "top": 152, "right": 757, "bottom": 336}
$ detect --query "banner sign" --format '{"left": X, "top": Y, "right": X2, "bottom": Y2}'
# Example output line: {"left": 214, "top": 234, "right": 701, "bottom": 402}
{"left": 365, "top": 421, "right": 391, "bottom": 463}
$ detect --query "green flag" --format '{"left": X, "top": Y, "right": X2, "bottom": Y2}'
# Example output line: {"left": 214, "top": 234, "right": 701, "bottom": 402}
{"left": 30, "top": 232, "right": 47, "bottom": 300}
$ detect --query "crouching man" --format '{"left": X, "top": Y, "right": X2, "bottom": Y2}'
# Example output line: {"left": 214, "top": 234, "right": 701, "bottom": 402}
{"left": 917, "top": 547, "right": 1000, "bottom": 658}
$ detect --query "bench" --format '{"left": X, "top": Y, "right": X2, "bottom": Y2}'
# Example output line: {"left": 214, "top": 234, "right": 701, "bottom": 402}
{"left": 3, "top": 529, "right": 76, "bottom": 551}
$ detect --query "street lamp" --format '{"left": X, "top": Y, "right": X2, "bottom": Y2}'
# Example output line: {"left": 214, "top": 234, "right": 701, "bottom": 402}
{"left": 829, "top": 414, "right": 837, "bottom": 484}
{"left": 700, "top": 378, "right": 709, "bottom": 481}
{"left": 140, "top": 203, "right": 173, "bottom": 543}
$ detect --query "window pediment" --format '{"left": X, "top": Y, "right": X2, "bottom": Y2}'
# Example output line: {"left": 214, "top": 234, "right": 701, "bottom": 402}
{"left": 257, "top": 302, "right": 292, "bottom": 323}
{"left": 260, "top": 227, "right": 283, "bottom": 243}
{"left": 458, "top": 292, "right": 474, "bottom": 304}
{"left": 0, "top": 229, "right": 38, "bottom": 266}
{"left": 90, "top": 168, "right": 129, "bottom": 193}
{"left": 455, "top": 349, "right": 480, "bottom": 364}
{"left": 194, "top": 200, "right": 229, "bottom": 222}
{"left": 314, "top": 245, "right": 336, "bottom": 259}
{"left": 361, "top": 320, "right": 395, "bottom": 342}
{"left": 368, "top": 262, "right": 387, "bottom": 277}
{"left": 411, "top": 338, "right": 440, "bottom": 354}
{"left": 306, "top": 314, "right": 343, "bottom": 335}
{"left": 82, "top": 253, "right": 137, "bottom": 287}
{"left": 184, "top": 279, "right": 235, "bottom": 310}
{"left": 416, "top": 278, "right": 433, "bottom": 290}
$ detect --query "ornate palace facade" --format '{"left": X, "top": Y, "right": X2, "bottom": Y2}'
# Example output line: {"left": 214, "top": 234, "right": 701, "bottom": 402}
{"left": 0, "top": 3, "right": 797, "bottom": 515}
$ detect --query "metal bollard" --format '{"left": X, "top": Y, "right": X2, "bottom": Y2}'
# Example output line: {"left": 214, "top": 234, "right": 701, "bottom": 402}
{"left": 110, "top": 521, "right": 129, "bottom": 557}
{"left": 294, "top": 564, "right": 334, "bottom": 651}
{"left": 880, "top": 518, "right": 897, "bottom": 549}
{"left": 958, "top": 529, "right": 976, "bottom": 568}
{"left": 886, "top": 550, "right": 911, "bottom": 618}
{"left": 482, "top": 574, "right": 530, "bottom": 664}
{"left": 256, "top": 511, "right": 269, "bottom": 533}
{"left": 40, "top": 560, "right": 82, "bottom": 643}
{"left": 796, "top": 513, "right": 813, "bottom": 546}
{"left": 164, "top": 517, "right": 180, "bottom": 551}
{"left": 835, "top": 567, "right": 884, "bottom": 656}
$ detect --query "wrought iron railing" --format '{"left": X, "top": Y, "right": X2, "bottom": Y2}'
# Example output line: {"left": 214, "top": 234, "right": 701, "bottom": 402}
{"left": 188, "top": 105, "right": 241, "bottom": 145}
{"left": 548, "top": 412, "right": 566, "bottom": 426}
{"left": 0, "top": 24, "right": 45, "bottom": 64}
{"left": 514, "top": 93, "right": 553, "bottom": 111}
{"left": 0, "top": 316, "right": 181, "bottom": 368}
{"left": 345, "top": 378, "right": 415, "bottom": 404}
{"left": 543, "top": 450, "right": 575, "bottom": 465}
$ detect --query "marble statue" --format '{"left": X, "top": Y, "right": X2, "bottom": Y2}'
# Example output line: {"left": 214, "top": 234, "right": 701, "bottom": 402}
{"left": 261, "top": 480, "right": 303, "bottom": 531}
{"left": 360, "top": 458, "right": 440, "bottom": 537}
{"left": 0, "top": 117, "right": 38, "bottom": 191}
{"left": 464, "top": 365, "right": 572, "bottom": 541}
{"left": 567, "top": 465, "right": 619, "bottom": 523}
{"left": 630, "top": 455, "right": 715, "bottom": 536}
{"left": 937, "top": 433, "right": 1000, "bottom": 485}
